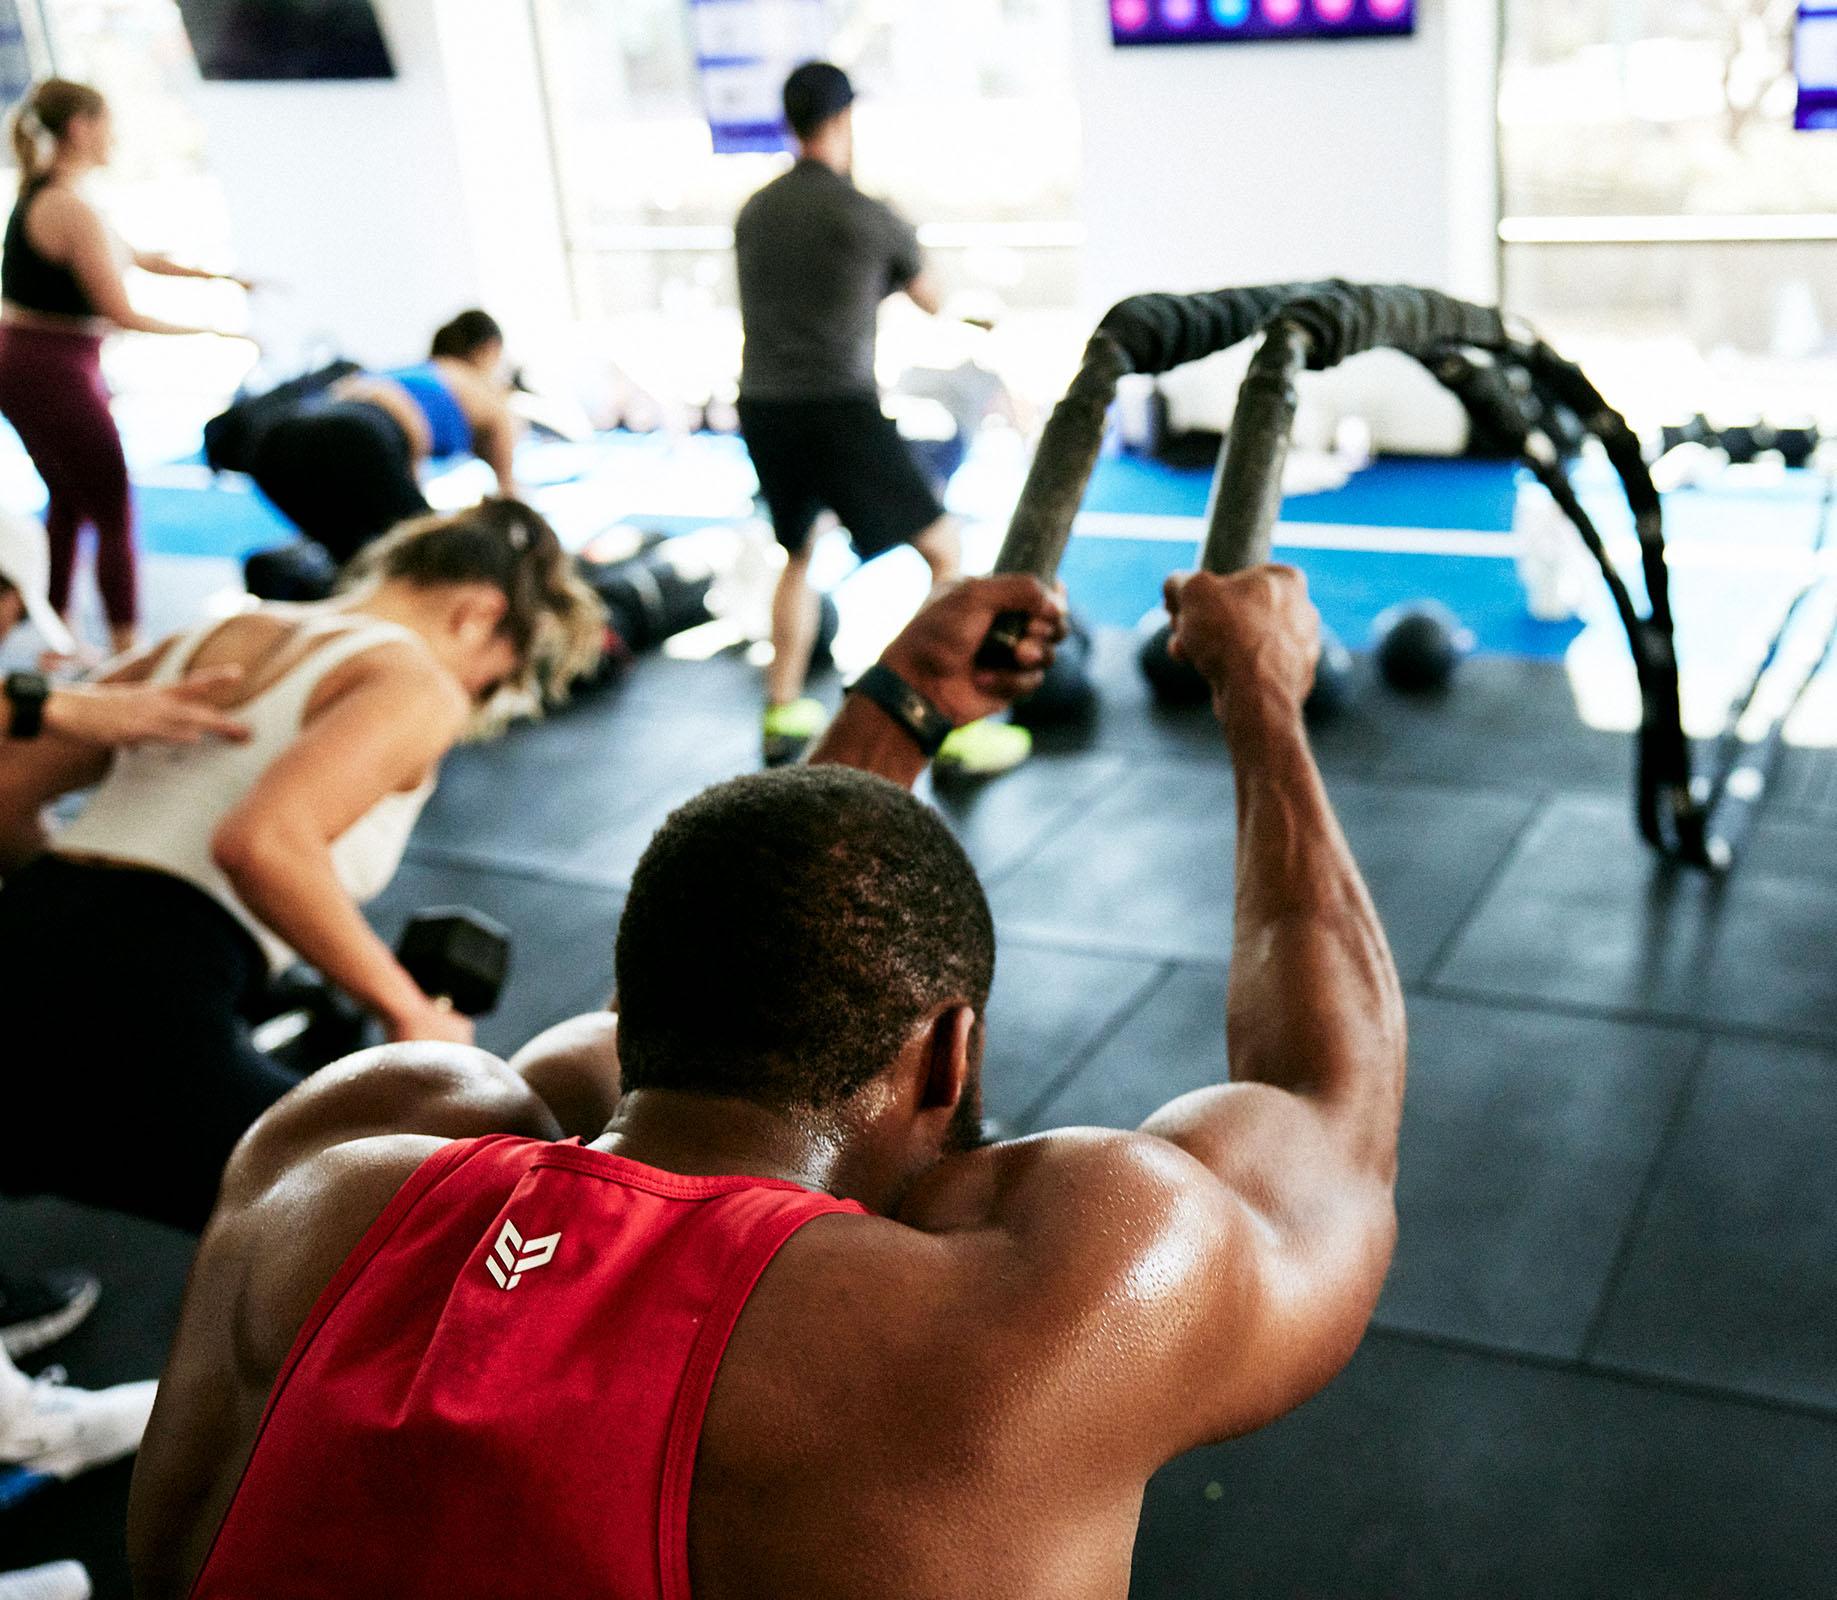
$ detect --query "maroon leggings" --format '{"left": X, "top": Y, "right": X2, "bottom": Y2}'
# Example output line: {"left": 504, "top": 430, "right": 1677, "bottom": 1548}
{"left": 0, "top": 321, "right": 136, "bottom": 630}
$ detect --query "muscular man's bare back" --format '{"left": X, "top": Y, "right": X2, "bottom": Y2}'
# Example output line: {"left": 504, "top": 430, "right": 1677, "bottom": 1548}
{"left": 129, "top": 572, "right": 1406, "bottom": 1600}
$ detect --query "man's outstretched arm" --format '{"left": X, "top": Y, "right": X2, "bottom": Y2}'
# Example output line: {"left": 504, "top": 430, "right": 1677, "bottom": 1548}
{"left": 1142, "top": 567, "right": 1406, "bottom": 1429}
{"left": 896, "top": 566, "right": 1404, "bottom": 1460}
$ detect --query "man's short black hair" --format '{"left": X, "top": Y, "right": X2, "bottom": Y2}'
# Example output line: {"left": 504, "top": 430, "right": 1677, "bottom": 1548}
{"left": 782, "top": 60, "right": 855, "bottom": 141}
{"left": 615, "top": 767, "right": 994, "bottom": 1111}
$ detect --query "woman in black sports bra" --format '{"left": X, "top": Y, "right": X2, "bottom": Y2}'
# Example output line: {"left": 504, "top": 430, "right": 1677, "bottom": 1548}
{"left": 0, "top": 79, "right": 249, "bottom": 657}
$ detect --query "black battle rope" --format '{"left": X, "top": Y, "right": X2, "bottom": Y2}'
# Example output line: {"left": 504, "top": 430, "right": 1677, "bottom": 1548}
{"left": 982, "top": 281, "right": 1736, "bottom": 869}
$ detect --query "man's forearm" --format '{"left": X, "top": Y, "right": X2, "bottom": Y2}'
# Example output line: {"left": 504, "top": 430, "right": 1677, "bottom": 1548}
{"left": 807, "top": 694, "right": 929, "bottom": 790}
{"left": 1222, "top": 696, "right": 1404, "bottom": 1124}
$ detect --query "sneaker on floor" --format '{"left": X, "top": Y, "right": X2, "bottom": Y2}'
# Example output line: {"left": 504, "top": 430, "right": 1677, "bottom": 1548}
{"left": 762, "top": 697, "right": 827, "bottom": 767}
{"left": 0, "top": 1563, "right": 92, "bottom": 1600}
{"left": 934, "top": 718, "right": 1032, "bottom": 779}
{"left": 0, "top": 1271, "right": 100, "bottom": 1361}
{"left": 0, "top": 1354, "right": 157, "bottom": 1487}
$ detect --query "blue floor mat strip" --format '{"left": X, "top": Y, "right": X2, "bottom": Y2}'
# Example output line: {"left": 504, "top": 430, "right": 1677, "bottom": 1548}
{"left": 1061, "top": 535, "right": 1584, "bottom": 659}
{"left": 1070, "top": 455, "right": 1553, "bottom": 654}
{"left": 137, "top": 481, "right": 294, "bottom": 560}
{"left": 1082, "top": 454, "right": 1523, "bottom": 530}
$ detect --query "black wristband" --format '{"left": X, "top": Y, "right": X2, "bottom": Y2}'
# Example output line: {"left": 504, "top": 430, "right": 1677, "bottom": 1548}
{"left": 846, "top": 663, "right": 954, "bottom": 758}
{"left": 4, "top": 671, "right": 50, "bottom": 740}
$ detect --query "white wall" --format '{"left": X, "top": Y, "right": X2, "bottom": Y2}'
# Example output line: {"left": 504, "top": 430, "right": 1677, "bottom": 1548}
{"left": 188, "top": 0, "right": 568, "bottom": 370}
{"left": 429, "top": 0, "right": 574, "bottom": 360}
{"left": 1073, "top": 0, "right": 1499, "bottom": 316}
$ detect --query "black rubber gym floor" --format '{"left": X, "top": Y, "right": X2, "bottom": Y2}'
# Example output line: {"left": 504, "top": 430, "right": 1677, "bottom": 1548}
{"left": 4, "top": 623, "right": 1836, "bottom": 1597}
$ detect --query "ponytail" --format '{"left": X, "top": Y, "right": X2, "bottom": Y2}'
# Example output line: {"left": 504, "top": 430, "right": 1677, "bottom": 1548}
{"left": 8, "top": 80, "right": 106, "bottom": 196}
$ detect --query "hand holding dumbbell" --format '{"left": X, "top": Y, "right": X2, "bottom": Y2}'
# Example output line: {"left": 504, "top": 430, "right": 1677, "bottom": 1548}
{"left": 385, "top": 908, "right": 512, "bottom": 1046}
{"left": 253, "top": 908, "right": 512, "bottom": 1064}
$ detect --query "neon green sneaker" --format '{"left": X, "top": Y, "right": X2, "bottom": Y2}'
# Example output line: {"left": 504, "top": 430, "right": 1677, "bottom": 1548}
{"left": 934, "top": 717, "right": 1032, "bottom": 778}
{"left": 763, "top": 697, "right": 828, "bottom": 767}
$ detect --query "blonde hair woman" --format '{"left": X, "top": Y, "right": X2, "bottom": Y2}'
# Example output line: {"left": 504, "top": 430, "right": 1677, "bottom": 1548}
{"left": 0, "top": 498, "right": 603, "bottom": 1231}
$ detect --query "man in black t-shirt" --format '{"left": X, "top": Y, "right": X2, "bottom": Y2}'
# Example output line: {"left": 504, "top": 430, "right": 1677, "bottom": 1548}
{"left": 734, "top": 62, "right": 1030, "bottom": 775}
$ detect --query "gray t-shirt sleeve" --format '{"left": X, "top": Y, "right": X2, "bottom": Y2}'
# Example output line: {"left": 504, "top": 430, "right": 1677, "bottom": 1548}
{"left": 880, "top": 203, "right": 923, "bottom": 294}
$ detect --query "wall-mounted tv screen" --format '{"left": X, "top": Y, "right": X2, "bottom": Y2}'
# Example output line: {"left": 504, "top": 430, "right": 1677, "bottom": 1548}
{"left": 1797, "top": 1, "right": 1837, "bottom": 129}
{"left": 1111, "top": 0, "right": 1414, "bottom": 48}
{"left": 176, "top": 0, "right": 395, "bottom": 81}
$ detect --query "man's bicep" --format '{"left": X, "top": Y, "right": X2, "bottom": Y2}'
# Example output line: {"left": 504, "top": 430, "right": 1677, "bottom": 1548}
{"left": 1140, "top": 1085, "right": 1398, "bottom": 1435}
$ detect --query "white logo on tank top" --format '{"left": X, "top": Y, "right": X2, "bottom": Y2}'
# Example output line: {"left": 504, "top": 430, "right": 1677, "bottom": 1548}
{"left": 485, "top": 1218, "right": 561, "bottom": 1290}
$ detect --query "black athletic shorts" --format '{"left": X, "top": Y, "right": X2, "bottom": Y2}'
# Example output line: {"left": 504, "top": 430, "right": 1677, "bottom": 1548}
{"left": 249, "top": 399, "right": 431, "bottom": 565}
{"left": 737, "top": 396, "right": 946, "bottom": 561}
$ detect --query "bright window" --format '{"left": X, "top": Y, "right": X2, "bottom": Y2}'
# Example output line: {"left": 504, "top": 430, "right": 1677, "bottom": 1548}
{"left": 530, "top": 0, "right": 1084, "bottom": 404}
{"left": 1499, "top": 0, "right": 1837, "bottom": 426}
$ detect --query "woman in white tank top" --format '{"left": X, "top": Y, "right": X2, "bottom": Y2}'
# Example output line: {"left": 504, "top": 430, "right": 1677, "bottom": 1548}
{"left": 0, "top": 499, "right": 602, "bottom": 1231}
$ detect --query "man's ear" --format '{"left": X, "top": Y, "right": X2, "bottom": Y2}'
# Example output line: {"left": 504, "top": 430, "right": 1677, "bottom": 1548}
{"left": 919, "top": 1005, "right": 975, "bottom": 1114}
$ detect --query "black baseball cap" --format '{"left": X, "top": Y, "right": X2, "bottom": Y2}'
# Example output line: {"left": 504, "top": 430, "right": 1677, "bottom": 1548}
{"left": 783, "top": 61, "right": 855, "bottom": 139}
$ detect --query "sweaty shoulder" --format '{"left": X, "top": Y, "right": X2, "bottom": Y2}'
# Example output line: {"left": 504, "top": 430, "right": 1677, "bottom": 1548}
{"left": 798, "top": 1130, "right": 1245, "bottom": 1354}
{"left": 704, "top": 1132, "right": 1249, "bottom": 1498}
{"left": 216, "top": 1046, "right": 563, "bottom": 1370}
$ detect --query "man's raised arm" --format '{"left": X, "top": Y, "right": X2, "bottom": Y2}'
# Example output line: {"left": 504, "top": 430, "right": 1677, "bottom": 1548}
{"left": 1138, "top": 566, "right": 1407, "bottom": 1429}
{"left": 887, "top": 565, "right": 1404, "bottom": 1462}
{"left": 808, "top": 574, "right": 1065, "bottom": 788}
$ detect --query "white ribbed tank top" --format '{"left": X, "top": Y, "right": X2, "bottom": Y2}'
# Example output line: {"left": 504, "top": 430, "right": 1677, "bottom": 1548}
{"left": 59, "top": 614, "right": 437, "bottom": 973}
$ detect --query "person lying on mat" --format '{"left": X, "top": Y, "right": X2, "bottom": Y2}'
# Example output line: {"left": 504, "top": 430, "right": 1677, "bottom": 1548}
{"left": 127, "top": 569, "right": 1408, "bottom": 1600}
{"left": 0, "top": 499, "right": 603, "bottom": 1234}
{"left": 248, "top": 309, "right": 527, "bottom": 564}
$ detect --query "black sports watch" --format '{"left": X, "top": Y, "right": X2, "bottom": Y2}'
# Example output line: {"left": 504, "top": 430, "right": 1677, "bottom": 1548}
{"left": 3, "top": 671, "right": 50, "bottom": 740}
{"left": 846, "top": 663, "right": 954, "bottom": 758}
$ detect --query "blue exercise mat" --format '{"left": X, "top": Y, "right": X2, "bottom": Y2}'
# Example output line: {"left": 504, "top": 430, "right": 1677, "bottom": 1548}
{"left": 1069, "top": 453, "right": 1554, "bottom": 654}
{"left": 1081, "top": 453, "right": 1522, "bottom": 531}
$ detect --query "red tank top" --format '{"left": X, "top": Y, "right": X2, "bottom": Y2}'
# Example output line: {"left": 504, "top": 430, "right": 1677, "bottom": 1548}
{"left": 190, "top": 1134, "right": 867, "bottom": 1600}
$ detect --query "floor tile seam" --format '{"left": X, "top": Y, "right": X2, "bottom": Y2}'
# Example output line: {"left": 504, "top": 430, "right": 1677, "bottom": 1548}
{"left": 1415, "top": 790, "right": 1556, "bottom": 986}
{"left": 1106, "top": 742, "right": 1592, "bottom": 810}
{"left": 1574, "top": 1032, "right": 1718, "bottom": 1365}
{"left": 1015, "top": 962, "right": 1184, "bottom": 1133}
{"left": 1416, "top": 979, "right": 1837, "bottom": 1055}
{"left": 991, "top": 924, "right": 1230, "bottom": 968}
{"left": 1365, "top": 1324, "right": 1837, "bottom": 1427}
{"left": 966, "top": 761, "right": 1143, "bottom": 893}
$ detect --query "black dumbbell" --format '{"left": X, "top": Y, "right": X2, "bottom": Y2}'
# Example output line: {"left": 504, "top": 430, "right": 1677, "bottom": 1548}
{"left": 255, "top": 906, "right": 511, "bottom": 1070}
{"left": 397, "top": 907, "right": 512, "bottom": 1018}
{"left": 249, "top": 967, "right": 368, "bottom": 1071}
{"left": 1659, "top": 414, "right": 1713, "bottom": 456}
{"left": 1716, "top": 421, "right": 1774, "bottom": 465}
